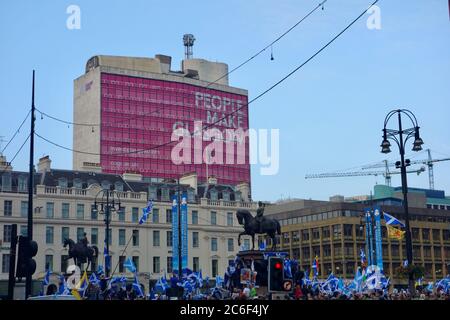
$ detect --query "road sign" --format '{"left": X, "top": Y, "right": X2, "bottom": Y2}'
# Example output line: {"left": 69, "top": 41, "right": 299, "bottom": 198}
{"left": 283, "top": 280, "right": 292, "bottom": 291}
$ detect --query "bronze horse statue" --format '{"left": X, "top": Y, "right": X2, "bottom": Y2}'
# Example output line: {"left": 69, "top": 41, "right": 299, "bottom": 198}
{"left": 236, "top": 209, "right": 281, "bottom": 250}
{"left": 63, "top": 238, "right": 98, "bottom": 271}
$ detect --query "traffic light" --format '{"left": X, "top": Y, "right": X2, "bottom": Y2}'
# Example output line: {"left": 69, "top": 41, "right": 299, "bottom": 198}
{"left": 268, "top": 257, "right": 284, "bottom": 292}
{"left": 16, "top": 236, "right": 38, "bottom": 279}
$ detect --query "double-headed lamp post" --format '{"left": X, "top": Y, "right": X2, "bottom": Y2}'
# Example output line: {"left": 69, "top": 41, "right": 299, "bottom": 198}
{"left": 91, "top": 187, "right": 123, "bottom": 278}
{"left": 380, "top": 109, "right": 424, "bottom": 295}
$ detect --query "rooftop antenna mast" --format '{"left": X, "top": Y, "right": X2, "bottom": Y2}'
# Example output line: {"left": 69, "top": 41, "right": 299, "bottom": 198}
{"left": 183, "top": 34, "right": 195, "bottom": 59}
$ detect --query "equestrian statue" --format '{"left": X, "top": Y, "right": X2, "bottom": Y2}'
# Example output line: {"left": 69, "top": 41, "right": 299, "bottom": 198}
{"left": 236, "top": 201, "right": 281, "bottom": 250}
{"left": 63, "top": 233, "right": 99, "bottom": 271}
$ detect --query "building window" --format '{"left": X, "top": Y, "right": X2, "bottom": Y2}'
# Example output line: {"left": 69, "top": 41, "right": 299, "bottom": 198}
{"left": 227, "top": 212, "right": 233, "bottom": 226}
{"left": 61, "top": 227, "right": 70, "bottom": 244}
{"left": 132, "top": 230, "right": 139, "bottom": 246}
{"left": 119, "top": 256, "right": 125, "bottom": 273}
{"left": 412, "top": 228, "right": 420, "bottom": 240}
{"left": 119, "top": 229, "right": 126, "bottom": 246}
{"left": 312, "top": 228, "right": 320, "bottom": 240}
{"left": 432, "top": 229, "right": 441, "bottom": 241}
{"left": 20, "top": 225, "right": 27, "bottom": 237}
{"left": 422, "top": 229, "right": 430, "bottom": 241}
{"left": 192, "top": 211, "right": 198, "bottom": 225}
{"left": 152, "top": 208, "right": 159, "bottom": 223}
{"left": 443, "top": 230, "right": 450, "bottom": 241}
{"left": 302, "top": 247, "right": 310, "bottom": 259}
{"left": 292, "top": 231, "right": 300, "bottom": 242}
{"left": 323, "top": 245, "right": 331, "bottom": 257}
{"left": 302, "top": 229, "right": 309, "bottom": 241}
{"left": 62, "top": 203, "right": 70, "bottom": 219}
{"left": 333, "top": 225, "right": 342, "bottom": 239}
{"left": 3, "top": 225, "right": 12, "bottom": 242}
{"left": 227, "top": 238, "right": 234, "bottom": 252}
{"left": 211, "top": 238, "right": 218, "bottom": 251}
{"left": 91, "top": 205, "right": 98, "bottom": 220}
{"left": 391, "top": 245, "right": 399, "bottom": 257}
{"left": 2, "top": 254, "right": 10, "bottom": 273}
{"left": 344, "top": 224, "right": 353, "bottom": 237}
{"left": 345, "top": 244, "right": 354, "bottom": 256}
{"left": 45, "top": 255, "right": 53, "bottom": 271}
{"left": 20, "top": 201, "right": 28, "bottom": 218}
{"left": 166, "top": 209, "right": 172, "bottom": 224}
{"left": 243, "top": 239, "right": 250, "bottom": 251}
{"left": 73, "top": 178, "right": 82, "bottom": 189}
{"left": 46, "top": 202, "right": 54, "bottom": 219}
{"left": 46, "top": 226, "right": 54, "bottom": 244}
{"left": 76, "top": 204, "right": 84, "bottom": 220}
{"left": 153, "top": 257, "right": 160, "bottom": 273}
{"left": 18, "top": 176, "right": 27, "bottom": 192}
{"left": 212, "top": 259, "right": 218, "bottom": 277}
{"left": 210, "top": 189, "right": 218, "bottom": 201}
{"left": 434, "top": 247, "right": 441, "bottom": 260}
{"left": 4, "top": 200, "right": 12, "bottom": 216}
{"left": 322, "top": 227, "right": 330, "bottom": 239}
{"left": 334, "top": 244, "right": 342, "bottom": 256}
{"left": 61, "top": 255, "right": 68, "bottom": 273}
{"left": 76, "top": 228, "right": 84, "bottom": 242}
{"left": 193, "top": 257, "right": 199, "bottom": 272}
{"left": 91, "top": 228, "right": 98, "bottom": 245}
{"left": 167, "top": 257, "right": 173, "bottom": 273}
{"left": 346, "top": 262, "right": 355, "bottom": 276}
{"left": 58, "top": 178, "right": 68, "bottom": 188}
{"left": 114, "top": 182, "right": 123, "bottom": 191}
{"left": 210, "top": 211, "right": 217, "bottom": 225}
{"left": 1, "top": 173, "right": 12, "bottom": 191}
{"left": 148, "top": 186, "right": 157, "bottom": 200}
{"left": 132, "top": 207, "right": 139, "bottom": 223}
{"left": 118, "top": 206, "right": 125, "bottom": 222}
{"left": 192, "top": 232, "right": 199, "bottom": 248}
{"left": 101, "top": 180, "right": 110, "bottom": 190}
{"left": 132, "top": 256, "right": 139, "bottom": 272}
{"left": 166, "top": 231, "right": 172, "bottom": 247}
{"left": 153, "top": 230, "right": 160, "bottom": 247}
{"left": 283, "top": 232, "right": 290, "bottom": 244}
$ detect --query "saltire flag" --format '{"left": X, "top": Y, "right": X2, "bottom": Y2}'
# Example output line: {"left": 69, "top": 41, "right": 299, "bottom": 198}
{"left": 215, "top": 276, "right": 224, "bottom": 288}
{"left": 386, "top": 225, "right": 405, "bottom": 240}
{"left": 96, "top": 265, "right": 104, "bottom": 276}
{"left": 89, "top": 272, "right": 100, "bottom": 286}
{"left": 403, "top": 260, "right": 409, "bottom": 267}
{"left": 383, "top": 212, "right": 405, "bottom": 228}
{"left": 58, "top": 274, "right": 70, "bottom": 295}
{"left": 124, "top": 257, "right": 137, "bottom": 273}
{"left": 43, "top": 269, "right": 51, "bottom": 286}
{"left": 133, "top": 275, "right": 144, "bottom": 297}
{"left": 139, "top": 199, "right": 153, "bottom": 225}
{"left": 360, "top": 249, "right": 367, "bottom": 268}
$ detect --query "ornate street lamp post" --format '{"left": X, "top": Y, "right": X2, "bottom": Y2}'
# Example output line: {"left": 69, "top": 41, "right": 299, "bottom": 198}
{"left": 381, "top": 109, "right": 424, "bottom": 295}
{"left": 91, "top": 187, "right": 123, "bottom": 277}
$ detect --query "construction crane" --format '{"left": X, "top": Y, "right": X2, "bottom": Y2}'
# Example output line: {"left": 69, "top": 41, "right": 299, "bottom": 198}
{"left": 305, "top": 166, "right": 425, "bottom": 185}
{"left": 362, "top": 149, "right": 450, "bottom": 190}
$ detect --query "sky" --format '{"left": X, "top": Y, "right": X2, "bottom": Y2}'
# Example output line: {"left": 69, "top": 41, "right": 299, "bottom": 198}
{"left": 1, "top": 0, "right": 449, "bottom": 203}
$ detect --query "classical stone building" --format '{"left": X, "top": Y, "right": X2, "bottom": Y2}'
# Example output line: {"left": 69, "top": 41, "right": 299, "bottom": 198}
{"left": 0, "top": 156, "right": 257, "bottom": 284}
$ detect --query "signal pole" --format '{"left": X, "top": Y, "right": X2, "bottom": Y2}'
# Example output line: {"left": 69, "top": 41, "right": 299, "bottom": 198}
{"left": 26, "top": 70, "right": 36, "bottom": 298}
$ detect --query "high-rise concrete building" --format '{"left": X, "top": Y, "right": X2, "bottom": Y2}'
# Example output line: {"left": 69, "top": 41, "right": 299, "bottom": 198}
{"left": 73, "top": 53, "right": 251, "bottom": 188}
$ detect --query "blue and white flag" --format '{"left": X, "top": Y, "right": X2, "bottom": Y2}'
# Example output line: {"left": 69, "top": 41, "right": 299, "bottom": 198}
{"left": 96, "top": 265, "right": 104, "bottom": 276}
{"left": 43, "top": 269, "right": 51, "bottom": 286}
{"left": 383, "top": 212, "right": 405, "bottom": 228}
{"left": 360, "top": 249, "right": 367, "bottom": 267}
{"left": 133, "top": 275, "right": 144, "bottom": 297}
{"left": 89, "top": 272, "right": 100, "bottom": 285}
{"left": 215, "top": 276, "right": 224, "bottom": 288}
{"left": 124, "top": 257, "right": 137, "bottom": 273}
{"left": 139, "top": 199, "right": 153, "bottom": 225}
{"left": 58, "top": 275, "right": 70, "bottom": 295}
